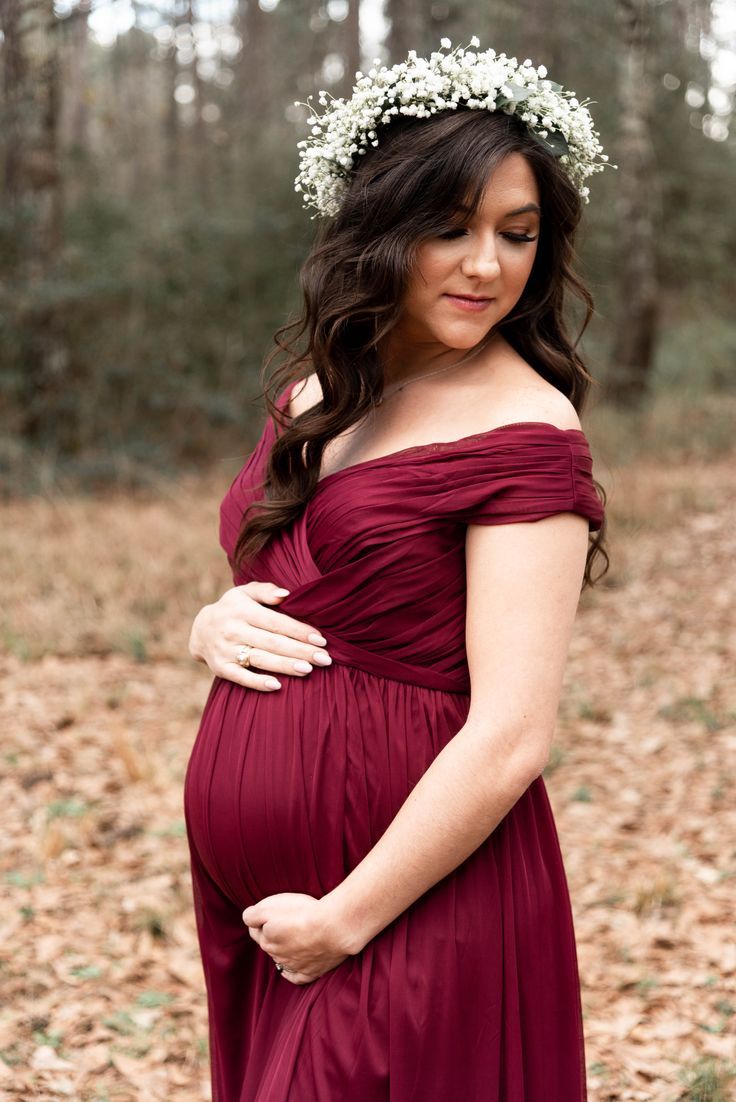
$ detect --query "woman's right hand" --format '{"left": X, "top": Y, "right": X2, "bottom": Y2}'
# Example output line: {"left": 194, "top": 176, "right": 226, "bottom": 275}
{"left": 188, "top": 581, "right": 332, "bottom": 691}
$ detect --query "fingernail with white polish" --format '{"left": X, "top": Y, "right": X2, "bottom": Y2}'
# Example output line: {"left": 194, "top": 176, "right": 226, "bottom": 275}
{"left": 265, "top": 678, "right": 282, "bottom": 690}
{"left": 308, "top": 633, "right": 327, "bottom": 646}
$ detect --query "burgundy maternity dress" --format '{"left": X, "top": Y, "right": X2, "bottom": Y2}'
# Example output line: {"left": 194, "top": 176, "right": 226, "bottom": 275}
{"left": 184, "top": 381, "right": 605, "bottom": 1101}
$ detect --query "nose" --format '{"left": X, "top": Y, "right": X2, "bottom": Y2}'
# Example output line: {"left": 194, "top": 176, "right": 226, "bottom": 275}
{"left": 460, "top": 234, "right": 501, "bottom": 281}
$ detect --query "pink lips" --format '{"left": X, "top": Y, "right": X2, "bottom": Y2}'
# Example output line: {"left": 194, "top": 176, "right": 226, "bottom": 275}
{"left": 444, "top": 293, "right": 494, "bottom": 312}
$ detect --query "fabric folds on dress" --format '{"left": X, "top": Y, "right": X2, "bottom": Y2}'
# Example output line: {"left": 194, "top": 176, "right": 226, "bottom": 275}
{"left": 184, "top": 384, "right": 603, "bottom": 1101}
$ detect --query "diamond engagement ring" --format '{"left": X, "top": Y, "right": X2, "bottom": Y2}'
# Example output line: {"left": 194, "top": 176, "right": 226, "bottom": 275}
{"left": 236, "top": 644, "right": 254, "bottom": 668}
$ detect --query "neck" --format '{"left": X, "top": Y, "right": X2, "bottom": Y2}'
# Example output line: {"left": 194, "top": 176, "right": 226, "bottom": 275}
{"left": 379, "top": 334, "right": 497, "bottom": 390}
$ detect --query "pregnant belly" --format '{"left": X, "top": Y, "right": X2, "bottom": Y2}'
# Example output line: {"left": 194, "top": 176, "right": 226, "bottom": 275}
{"left": 183, "top": 667, "right": 469, "bottom": 908}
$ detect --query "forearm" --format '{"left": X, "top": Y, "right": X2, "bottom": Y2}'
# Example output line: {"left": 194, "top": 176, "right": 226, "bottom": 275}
{"left": 323, "top": 718, "right": 548, "bottom": 954}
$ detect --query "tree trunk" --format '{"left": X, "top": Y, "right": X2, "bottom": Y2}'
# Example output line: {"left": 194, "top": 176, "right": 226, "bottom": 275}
{"left": 237, "top": 0, "right": 268, "bottom": 117}
{"left": 386, "top": 0, "right": 421, "bottom": 64}
{"left": 65, "top": 0, "right": 90, "bottom": 154}
{"left": 187, "top": 0, "right": 209, "bottom": 202}
{"left": 343, "top": 0, "right": 361, "bottom": 87}
{"left": 518, "top": 0, "right": 559, "bottom": 71}
{"left": 608, "top": 0, "right": 660, "bottom": 408}
{"left": 11, "top": 0, "right": 67, "bottom": 442}
{"left": 165, "top": 10, "right": 181, "bottom": 193}
{"left": 1, "top": 0, "right": 26, "bottom": 221}
{"left": 37, "top": 11, "right": 64, "bottom": 263}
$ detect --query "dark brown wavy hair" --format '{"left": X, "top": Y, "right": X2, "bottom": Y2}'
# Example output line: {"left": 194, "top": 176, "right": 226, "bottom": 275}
{"left": 235, "top": 107, "right": 609, "bottom": 589}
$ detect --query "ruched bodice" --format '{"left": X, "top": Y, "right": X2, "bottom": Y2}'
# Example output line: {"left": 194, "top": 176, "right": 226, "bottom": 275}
{"left": 220, "top": 388, "right": 602, "bottom": 693}
{"left": 185, "top": 383, "right": 603, "bottom": 1102}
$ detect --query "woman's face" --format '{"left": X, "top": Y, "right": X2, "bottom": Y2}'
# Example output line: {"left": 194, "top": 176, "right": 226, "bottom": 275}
{"left": 390, "top": 152, "right": 541, "bottom": 365}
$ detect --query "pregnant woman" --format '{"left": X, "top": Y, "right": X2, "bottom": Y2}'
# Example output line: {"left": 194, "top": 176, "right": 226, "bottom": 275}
{"left": 185, "top": 38, "right": 611, "bottom": 1101}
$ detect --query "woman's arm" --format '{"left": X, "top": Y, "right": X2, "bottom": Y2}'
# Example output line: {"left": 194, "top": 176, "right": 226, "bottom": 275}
{"left": 243, "top": 507, "right": 591, "bottom": 979}
{"left": 321, "top": 509, "right": 591, "bottom": 953}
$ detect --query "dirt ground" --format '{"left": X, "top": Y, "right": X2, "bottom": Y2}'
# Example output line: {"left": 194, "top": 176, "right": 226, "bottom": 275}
{"left": 1, "top": 442, "right": 734, "bottom": 1100}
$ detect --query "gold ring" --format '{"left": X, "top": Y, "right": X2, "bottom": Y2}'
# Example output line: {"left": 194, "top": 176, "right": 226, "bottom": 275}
{"left": 236, "top": 644, "right": 254, "bottom": 669}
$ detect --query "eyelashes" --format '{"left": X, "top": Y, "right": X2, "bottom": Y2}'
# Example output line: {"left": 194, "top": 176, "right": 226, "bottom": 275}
{"left": 438, "top": 229, "right": 538, "bottom": 244}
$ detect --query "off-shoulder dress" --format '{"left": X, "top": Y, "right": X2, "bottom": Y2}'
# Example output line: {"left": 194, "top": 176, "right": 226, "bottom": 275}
{"left": 184, "top": 383, "right": 604, "bottom": 1101}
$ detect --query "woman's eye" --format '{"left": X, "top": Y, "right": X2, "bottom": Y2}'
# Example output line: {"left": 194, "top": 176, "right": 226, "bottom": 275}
{"left": 438, "top": 229, "right": 538, "bottom": 243}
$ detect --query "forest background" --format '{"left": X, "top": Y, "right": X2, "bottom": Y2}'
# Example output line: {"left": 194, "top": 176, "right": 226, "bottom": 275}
{"left": 2, "top": 0, "right": 736, "bottom": 481}
{"left": 1, "top": 1, "right": 735, "bottom": 1101}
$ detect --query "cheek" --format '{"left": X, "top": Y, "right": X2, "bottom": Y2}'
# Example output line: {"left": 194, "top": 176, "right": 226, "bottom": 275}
{"left": 504, "top": 247, "right": 538, "bottom": 291}
{"left": 410, "top": 245, "right": 452, "bottom": 293}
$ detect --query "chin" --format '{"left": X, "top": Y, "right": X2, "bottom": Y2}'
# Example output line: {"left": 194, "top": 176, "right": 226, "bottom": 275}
{"left": 439, "top": 329, "right": 491, "bottom": 348}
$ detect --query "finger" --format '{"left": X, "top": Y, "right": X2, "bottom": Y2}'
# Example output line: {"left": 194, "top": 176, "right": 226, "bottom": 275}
{"left": 257, "top": 613, "right": 329, "bottom": 648}
{"left": 243, "top": 582, "right": 291, "bottom": 604}
{"left": 217, "top": 664, "right": 283, "bottom": 692}
{"left": 224, "top": 645, "right": 312, "bottom": 681}
{"left": 226, "top": 603, "right": 329, "bottom": 653}
{"left": 228, "top": 627, "right": 330, "bottom": 668}
{"left": 239, "top": 599, "right": 328, "bottom": 647}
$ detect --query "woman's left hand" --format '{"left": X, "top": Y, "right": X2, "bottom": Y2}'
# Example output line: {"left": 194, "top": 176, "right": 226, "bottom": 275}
{"left": 242, "top": 893, "right": 352, "bottom": 984}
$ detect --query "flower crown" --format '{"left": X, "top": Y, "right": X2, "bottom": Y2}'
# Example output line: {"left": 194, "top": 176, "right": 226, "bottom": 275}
{"left": 294, "top": 36, "right": 614, "bottom": 219}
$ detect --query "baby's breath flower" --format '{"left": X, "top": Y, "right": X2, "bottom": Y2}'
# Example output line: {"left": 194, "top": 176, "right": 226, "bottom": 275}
{"left": 294, "top": 36, "right": 615, "bottom": 218}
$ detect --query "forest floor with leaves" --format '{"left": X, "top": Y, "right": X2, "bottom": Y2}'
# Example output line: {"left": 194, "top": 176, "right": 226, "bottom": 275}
{"left": 1, "top": 422, "right": 735, "bottom": 1101}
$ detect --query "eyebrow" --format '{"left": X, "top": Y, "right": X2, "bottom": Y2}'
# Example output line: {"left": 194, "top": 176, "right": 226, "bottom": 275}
{"left": 455, "top": 201, "right": 541, "bottom": 218}
{"left": 505, "top": 203, "right": 541, "bottom": 217}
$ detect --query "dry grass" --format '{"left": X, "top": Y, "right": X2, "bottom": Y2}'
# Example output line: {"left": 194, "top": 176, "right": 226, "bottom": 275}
{"left": 0, "top": 399, "right": 735, "bottom": 1099}
{"left": 1, "top": 475, "right": 232, "bottom": 663}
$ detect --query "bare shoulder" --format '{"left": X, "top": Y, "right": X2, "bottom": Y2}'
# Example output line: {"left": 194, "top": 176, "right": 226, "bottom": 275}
{"left": 286, "top": 373, "right": 321, "bottom": 418}
{"left": 285, "top": 357, "right": 582, "bottom": 434}
{"left": 478, "top": 349, "right": 583, "bottom": 434}
{"left": 516, "top": 382, "right": 583, "bottom": 433}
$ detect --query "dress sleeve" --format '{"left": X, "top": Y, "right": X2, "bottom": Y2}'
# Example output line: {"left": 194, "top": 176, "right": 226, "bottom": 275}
{"left": 447, "top": 425, "right": 604, "bottom": 532}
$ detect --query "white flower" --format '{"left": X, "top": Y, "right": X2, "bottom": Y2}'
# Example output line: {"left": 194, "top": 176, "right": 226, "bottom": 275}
{"left": 294, "top": 36, "right": 613, "bottom": 217}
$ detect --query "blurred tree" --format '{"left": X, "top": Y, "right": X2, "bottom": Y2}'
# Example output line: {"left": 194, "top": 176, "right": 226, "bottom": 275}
{"left": 237, "top": 0, "right": 270, "bottom": 119}
{"left": 165, "top": 16, "right": 181, "bottom": 190}
{"left": 186, "top": 0, "right": 210, "bottom": 201}
{"left": 2, "top": 0, "right": 68, "bottom": 443}
{"left": 1, "top": 0, "right": 26, "bottom": 230}
{"left": 608, "top": 0, "right": 661, "bottom": 408}
{"left": 344, "top": 0, "right": 361, "bottom": 86}
{"left": 64, "top": 0, "right": 91, "bottom": 157}
{"left": 386, "top": 0, "right": 422, "bottom": 62}
{"left": 0, "top": 0, "right": 733, "bottom": 486}
{"left": 516, "top": 0, "right": 561, "bottom": 72}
